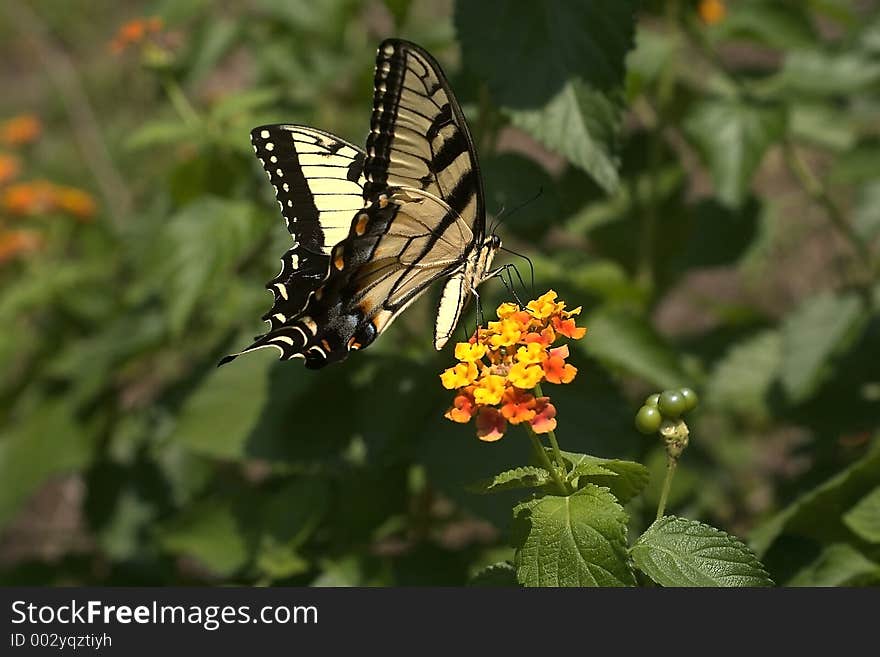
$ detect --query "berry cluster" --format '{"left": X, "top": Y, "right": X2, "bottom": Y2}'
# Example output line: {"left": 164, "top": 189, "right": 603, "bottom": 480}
{"left": 635, "top": 388, "right": 699, "bottom": 435}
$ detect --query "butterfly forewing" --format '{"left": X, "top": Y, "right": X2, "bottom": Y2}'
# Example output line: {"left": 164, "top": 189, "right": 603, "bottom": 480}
{"left": 364, "top": 40, "right": 485, "bottom": 239}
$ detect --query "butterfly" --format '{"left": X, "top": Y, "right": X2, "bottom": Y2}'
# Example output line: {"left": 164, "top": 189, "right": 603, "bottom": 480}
{"left": 220, "top": 38, "right": 502, "bottom": 369}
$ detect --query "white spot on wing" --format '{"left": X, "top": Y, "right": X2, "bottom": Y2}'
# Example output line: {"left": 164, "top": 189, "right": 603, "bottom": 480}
{"left": 260, "top": 130, "right": 270, "bottom": 139}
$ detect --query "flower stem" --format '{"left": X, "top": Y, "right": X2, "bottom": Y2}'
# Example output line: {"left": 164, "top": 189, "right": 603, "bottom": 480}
{"left": 656, "top": 455, "right": 677, "bottom": 521}
{"left": 525, "top": 427, "right": 569, "bottom": 496}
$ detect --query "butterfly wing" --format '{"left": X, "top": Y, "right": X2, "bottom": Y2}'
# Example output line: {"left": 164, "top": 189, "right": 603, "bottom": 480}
{"left": 364, "top": 39, "right": 486, "bottom": 239}
{"left": 250, "top": 124, "right": 366, "bottom": 327}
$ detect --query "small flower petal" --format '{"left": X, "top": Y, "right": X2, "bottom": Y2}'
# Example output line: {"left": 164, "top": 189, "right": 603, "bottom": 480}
{"left": 440, "top": 362, "right": 478, "bottom": 389}
{"left": 508, "top": 362, "right": 544, "bottom": 389}
{"left": 530, "top": 397, "right": 557, "bottom": 434}
{"left": 454, "top": 341, "right": 487, "bottom": 362}
{"left": 500, "top": 388, "right": 536, "bottom": 424}
{"left": 515, "top": 342, "right": 547, "bottom": 365}
{"left": 445, "top": 388, "right": 477, "bottom": 423}
{"left": 476, "top": 407, "right": 507, "bottom": 442}
{"left": 473, "top": 373, "right": 506, "bottom": 405}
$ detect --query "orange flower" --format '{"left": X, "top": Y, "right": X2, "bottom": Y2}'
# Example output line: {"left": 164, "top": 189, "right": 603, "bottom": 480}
{"left": 440, "top": 291, "right": 587, "bottom": 441}
{"left": 110, "top": 16, "right": 164, "bottom": 54}
{"left": 698, "top": 0, "right": 726, "bottom": 25}
{"left": 476, "top": 407, "right": 506, "bottom": 442}
{"left": 445, "top": 387, "right": 477, "bottom": 423}
{"left": 500, "top": 389, "right": 536, "bottom": 425}
{"left": 1, "top": 180, "right": 55, "bottom": 215}
{"left": 0, "top": 230, "right": 42, "bottom": 263}
{"left": 53, "top": 186, "right": 97, "bottom": 220}
{"left": 0, "top": 153, "right": 20, "bottom": 184}
{"left": 543, "top": 345, "right": 578, "bottom": 385}
{"left": 529, "top": 397, "right": 557, "bottom": 434}
{"left": 0, "top": 115, "right": 41, "bottom": 146}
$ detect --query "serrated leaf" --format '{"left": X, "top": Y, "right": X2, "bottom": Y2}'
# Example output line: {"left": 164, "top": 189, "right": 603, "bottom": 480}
{"left": 554, "top": 450, "right": 649, "bottom": 503}
{"left": 456, "top": 0, "right": 637, "bottom": 107}
{"left": 470, "top": 466, "right": 551, "bottom": 494}
{"left": 507, "top": 80, "right": 620, "bottom": 193}
{"left": 843, "top": 486, "right": 880, "bottom": 543}
{"left": 684, "top": 98, "right": 785, "bottom": 208}
{"left": 513, "top": 485, "right": 634, "bottom": 587}
{"left": 152, "top": 196, "right": 267, "bottom": 335}
{"left": 705, "top": 329, "right": 782, "bottom": 420}
{"left": 788, "top": 544, "right": 880, "bottom": 587}
{"left": 580, "top": 307, "right": 688, "bottom": 389}
{"left": 469, "top": 562, "right": 518, "bottom": 587}
{"left": 632, "top": 516, "right": 773, "bottom": 587}
{"left": 780, "top": 291, "right": 868, "bottom": 404}
{"left": 750, "top": 441, "right": 880, "bottom": 556}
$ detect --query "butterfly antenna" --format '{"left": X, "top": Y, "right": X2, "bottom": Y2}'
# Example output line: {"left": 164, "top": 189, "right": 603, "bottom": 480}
{"left": 493, "top": 187, "right": 544, "bottom": 228}
{"left": 500, "top": 246, "right": 535, "bottom": 292}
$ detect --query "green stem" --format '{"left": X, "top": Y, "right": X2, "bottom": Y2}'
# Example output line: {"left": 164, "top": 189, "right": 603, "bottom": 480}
{"left": 162, "top": 78, "right": 201, "bottom": 127}
{"left": 525, "top": 427, "right": 569, "bottom": 496}
{"left": 656, "top": 455, "right": 677, "bottom": 521}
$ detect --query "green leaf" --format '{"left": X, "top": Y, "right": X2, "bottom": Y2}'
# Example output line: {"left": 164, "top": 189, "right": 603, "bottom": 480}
{"left": 152, "top": 196, "right": 268, "bottom": 335}
{"left": 126, "top": 119, "right": 198, "bottom": 151}
{"left": 788, "top": 544, "right": 880, "bottom": 587}
{"left": 710, "top": 1, "right": 817, "bottom": 50}
{"left": 751, "top": 441, "right": 880, "bottom": 556}
{"left": 770, "top": 49, "right": 880, "bottom": 97}
{"left": 513, "top": 485, "right": 634, "bottom": 587}
{"left": 555, "top": 450, "right": 649, "bottom": 503}
{"left": 507, "top": 80, "right": 621, "bottom": 193}
{"left": 684, "top": 98, "right": 786, "bottom": 208}
{"left": 469, "top": 562, "right": 519, "bottom": 587}
{"left": 470, "top": 466, "right": 551, "bottom": 494}
{"left": 158, "top": 499, "right": 250, "bottom": 577}
{"left": 456, "top": 0, "right": 637, "bottom": 107}
{"left": 632, "top": 516, "right": 773, "bottom": 587}
{"left": 580, "top": 307, "right": 688, "bottom": 389}
{"left": 705, "top": 329, "right": 782, "bottom": 420}
{"left": 780, "top": 292, "right": 869, "bottom": 404}
{"left": 843, "top": 486, "right": 880, "bottom": 543}
{"left": 0, "top": 401, "right": 97, "bottom": 529}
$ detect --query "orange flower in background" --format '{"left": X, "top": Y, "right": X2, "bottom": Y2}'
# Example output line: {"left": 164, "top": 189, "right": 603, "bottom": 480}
{"left": 53, "top": 186, "right": 97, "bottom": 220}
{"left": 698, "top": 0, "right": 726, "bottom": 25}
{"left": 0, "top": 115, "right": 41, "bottom": 147}
{"left": 0, "top": 230, "right": 42, "bottom": 264}
{"left": 440, "top": 290, "right": 587, "bottom": 442}
{"left": 1, "top": 180, "right": 55, "bottom": 215}
{"left": 0, "top": 180, "right": 97, "bottom": 221}
{"left": 110, "top": 16, "right": 164, "bottom": 54}
{"left": 0, "top": 153, "right": 21, "bottom": 184}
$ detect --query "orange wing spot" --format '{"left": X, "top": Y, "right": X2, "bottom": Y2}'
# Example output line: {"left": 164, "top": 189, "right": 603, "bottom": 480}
{"left": 321, "top": 339, "right": 332, "bottom": 351}
{"left": 355, "top": 213, "right": 369, "bottom": 236}
{"left": 334, "top": 254, "right": 345, "bottom": 270}
{"left": 314, "top": 287, "right": 324, "bottom": 301}
{"left": 347, "top": 337, "right": 362, "bottom": 350}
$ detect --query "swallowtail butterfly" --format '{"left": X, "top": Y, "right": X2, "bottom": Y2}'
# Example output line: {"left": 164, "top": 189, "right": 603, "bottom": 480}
{"left": 221, "top": 39, "right": 501, "bottom": 369}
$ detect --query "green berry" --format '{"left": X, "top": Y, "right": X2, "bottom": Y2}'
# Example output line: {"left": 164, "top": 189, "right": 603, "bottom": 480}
{"left": 658, "top": 390, "right": 686, "bottom": 418}
{"left": 644, "top": 393, "right": 660, "bottom": 407}
{"left": 679, "top": 387, "right": 698, "bottom": 412}
{"left": 635, "top": 405, "right": 662, "bottom": 434}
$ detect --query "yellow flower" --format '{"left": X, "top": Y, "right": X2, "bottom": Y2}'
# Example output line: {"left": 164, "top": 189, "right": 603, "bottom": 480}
{"left": 440, "top": 362, "right": 478, "bottom": 389}
{"left": 454, "top": 342, "right": 487, "bottom": 363}
{"left": 515, "top": 342, "right": 546, "bottom": 365}
{"left": 496, "top": 302, "right": 520, "bottom": 319}
{"left": 473, "top": 374, "right": 506, "bottom": 405}
{"left": 526, "top": 289, "right": 564, "bottom": 319}
{"left": 508, "top": 362, "right": 544, "bottom": 389}
{"left": 487, "top": 318, "right": 521, "bottom": 348}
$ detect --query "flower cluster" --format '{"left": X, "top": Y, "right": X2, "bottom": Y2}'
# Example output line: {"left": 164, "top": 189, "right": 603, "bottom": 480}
{"left": 440, "top": 291, "right": 587, "bottom": 442}
{"left": 110, "top": 17, "right": 164, "bottom": 54}
{"left": 0, "top": 113, "right": 97, "bottom": 265}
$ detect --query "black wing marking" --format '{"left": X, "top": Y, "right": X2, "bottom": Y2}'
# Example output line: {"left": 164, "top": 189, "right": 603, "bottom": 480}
{"left": 250, "top": 125, "right": 366, "bottom": 327}
{"left": 363, "top": 39, "right": 486, "bottom": 240}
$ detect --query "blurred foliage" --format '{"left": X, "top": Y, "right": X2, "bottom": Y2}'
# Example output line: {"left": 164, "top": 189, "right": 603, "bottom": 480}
{"left": 0, "top": 0, "right": 879, "bottom": 586}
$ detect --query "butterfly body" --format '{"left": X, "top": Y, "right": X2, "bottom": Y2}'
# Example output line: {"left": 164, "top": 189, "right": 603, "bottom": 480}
{"left": 222, "top": 39, "right": 499, "bottom": 369}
